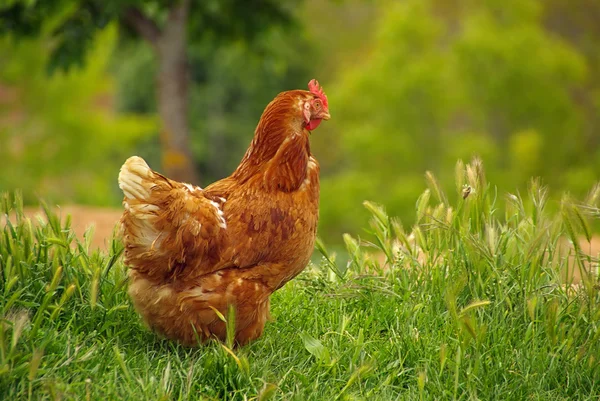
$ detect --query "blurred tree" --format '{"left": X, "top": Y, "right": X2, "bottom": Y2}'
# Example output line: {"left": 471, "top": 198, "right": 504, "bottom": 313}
{"left": 0, "top": 0, "right": 299, "bottom": 184}
{"left": 111, "top": 27, "right": 313, "bottom": 184}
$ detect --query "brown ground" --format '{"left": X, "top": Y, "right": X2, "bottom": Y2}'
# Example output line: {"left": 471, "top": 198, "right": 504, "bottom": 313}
{"left": 22, "top": 205, "right": 122, "bottom": 250}
{"left": 564, "top": 236, "right": 600, "bottom": 283}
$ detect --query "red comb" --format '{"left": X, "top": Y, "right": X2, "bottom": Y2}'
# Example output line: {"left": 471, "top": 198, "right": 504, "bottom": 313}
{"left": 308, "top": 79, "right": 328, "bottom": 108}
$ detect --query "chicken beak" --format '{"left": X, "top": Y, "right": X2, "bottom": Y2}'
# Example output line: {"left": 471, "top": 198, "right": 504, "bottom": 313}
{"left": 320, "top": 110, "right": 331, "bottom": 121}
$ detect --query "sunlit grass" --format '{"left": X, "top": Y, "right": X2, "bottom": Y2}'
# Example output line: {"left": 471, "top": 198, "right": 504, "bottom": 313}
{"left": 1, "top": 159, "right": 599, "bottom": 400}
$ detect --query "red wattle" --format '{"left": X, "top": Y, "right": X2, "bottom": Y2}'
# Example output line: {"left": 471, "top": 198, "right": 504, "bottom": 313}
{"left": 306, "top": 119, "right": 322, "bottom": 131}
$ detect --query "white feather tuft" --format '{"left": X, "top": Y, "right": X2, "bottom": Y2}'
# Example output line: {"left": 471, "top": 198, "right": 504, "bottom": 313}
{"left": 209, "top": 200, "right": 227, "bottom": 229}
{"left": 118, "top": 156, "right": 153, "bottom": 200}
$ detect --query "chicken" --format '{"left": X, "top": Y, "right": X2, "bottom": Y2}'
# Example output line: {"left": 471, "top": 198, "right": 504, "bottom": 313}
{"left": 118, "top": 80, "right": 330, "bottom": 346}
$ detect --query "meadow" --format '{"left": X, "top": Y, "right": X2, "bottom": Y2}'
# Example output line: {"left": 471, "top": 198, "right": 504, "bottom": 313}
{"left": 1, "top": 159, "right": 599, "bottom": 400}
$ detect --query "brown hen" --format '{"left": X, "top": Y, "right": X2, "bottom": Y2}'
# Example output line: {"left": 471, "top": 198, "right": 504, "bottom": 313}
{"left": 118, "top": 80, "right": 330, "bottom": 346}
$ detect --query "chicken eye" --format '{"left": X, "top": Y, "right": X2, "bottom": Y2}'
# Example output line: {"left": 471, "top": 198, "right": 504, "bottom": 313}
{"left": 314, "top": 100, "right": 321, "bottom": 109}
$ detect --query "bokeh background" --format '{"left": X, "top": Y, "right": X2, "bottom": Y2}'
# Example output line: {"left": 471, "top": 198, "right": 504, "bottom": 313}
{"left": 1, "top": 0, "right": 599, "bottom": 245}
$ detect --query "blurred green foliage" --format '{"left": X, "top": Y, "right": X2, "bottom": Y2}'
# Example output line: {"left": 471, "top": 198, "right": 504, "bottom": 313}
{"left": 0, "top": 25, "right": 156, "bottom": 205}
{"left": 0, "top": 0, "right": 298, "bottom": 75}
{"left": 317, "top": 0, "right": 600, "bottom": 240}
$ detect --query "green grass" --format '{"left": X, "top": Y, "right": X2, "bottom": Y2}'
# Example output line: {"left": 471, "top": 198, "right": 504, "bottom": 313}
{"left": 1, "top": 158, "right": 600, "bottom": 400}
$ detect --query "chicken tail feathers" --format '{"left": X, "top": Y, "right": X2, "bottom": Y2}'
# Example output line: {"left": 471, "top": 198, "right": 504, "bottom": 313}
{"left": 119, "top": 156, "right": 161, "bottom": 200}
{"left": 118, "top": 156, "right": 227, "bottom": 280}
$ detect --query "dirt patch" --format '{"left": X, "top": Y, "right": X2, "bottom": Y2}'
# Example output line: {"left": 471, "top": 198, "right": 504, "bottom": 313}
{"left": 562, "top": 236, "right": 600, "bottom": 283}
{"left": 21, "top": 205, "right": 123, "bottom": 251}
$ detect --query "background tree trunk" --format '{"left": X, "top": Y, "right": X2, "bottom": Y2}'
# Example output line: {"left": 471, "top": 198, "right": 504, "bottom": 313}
{"left": 124, "top": 1, "right": 199, "bottom": 184}
{"left": 156, "top": 0, "right": 199, "bottom": 184}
